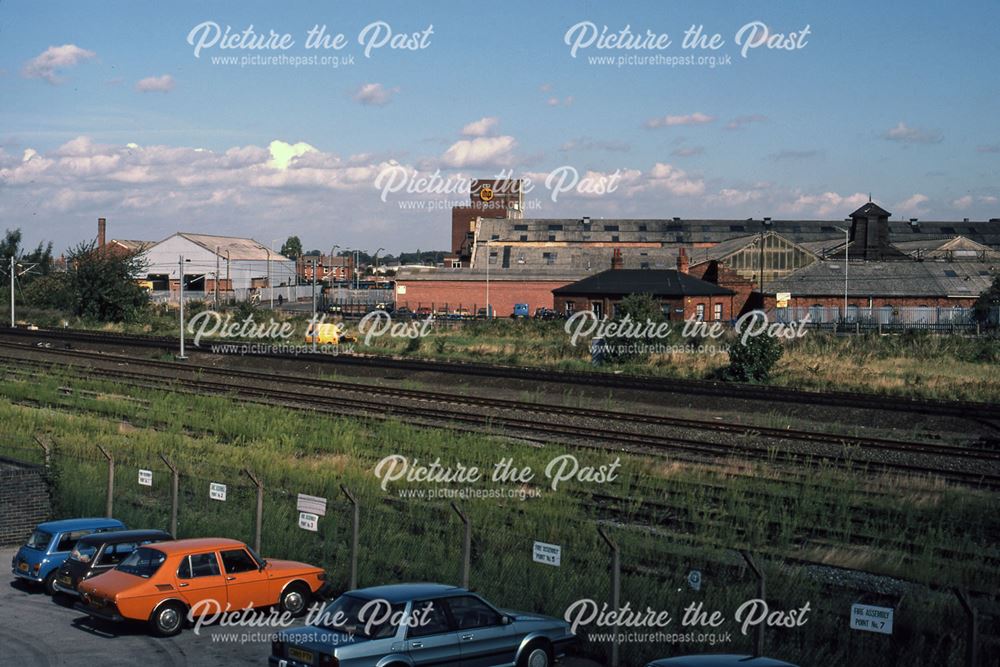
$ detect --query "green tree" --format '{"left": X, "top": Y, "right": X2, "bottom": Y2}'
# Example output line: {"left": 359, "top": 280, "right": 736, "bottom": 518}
{"left": 58, "top": 241, "right": 149, "bottom": 322}
{"left": 724, "top": 330, "right": 784, "bottom": 382}
{"left": 1, "top": 228, "right": 54, "bottom": 293}
{"left": 280, "top": 236, "right": 303, "bottom": 259}
{"left": 973, "top": 274, "right": 1000, "bottom": 325}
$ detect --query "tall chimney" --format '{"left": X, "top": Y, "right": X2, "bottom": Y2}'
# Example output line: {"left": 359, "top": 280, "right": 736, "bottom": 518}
{"left": 611, "top": 248, "right": 623, "bottom": 270}
{"left": 97, "top": 217, "right": 106, "bottom": 248}
{"left": 677, "top": 247, "right": 689, "bottom": 274}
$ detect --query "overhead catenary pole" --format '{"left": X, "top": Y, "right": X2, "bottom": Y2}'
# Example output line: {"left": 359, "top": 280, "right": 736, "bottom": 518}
{"left": 267, "top": 248, "right": 273, "bottom": 309}
{"left": 311, "top": 258, "right": 318, "bottom": 353}
{"left": 225, "top": 250, "right": 231, "bottom": 302}
{"left": 215, "top": 246, "right": 220, "bottom": 308}
{"left": 178, "top": 255, "right": 188, "bottom": 360}
{"left": 9, "top": 255, "right": 14, "bottom": 327}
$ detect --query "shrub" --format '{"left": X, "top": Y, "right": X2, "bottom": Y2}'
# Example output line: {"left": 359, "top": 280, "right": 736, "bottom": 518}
{"left": 724, "top": 331, "right": 783, "bottom": 382}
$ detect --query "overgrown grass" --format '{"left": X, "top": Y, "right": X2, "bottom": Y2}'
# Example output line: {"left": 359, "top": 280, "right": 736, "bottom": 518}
{"left": 0, "top": 366, "right": 997, "bottom": 664}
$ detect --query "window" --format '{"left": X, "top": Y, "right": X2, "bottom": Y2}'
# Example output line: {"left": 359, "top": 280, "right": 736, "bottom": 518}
{"left": 943, "top": 270, "right": 958, "bottom": 278}
{"left": 638, "top": 224, "right": 648, "bottom": 232}
{"left": 408, "top": 600, "right": 453, "bottom": 638}
{"left": 543, "top": 252, "right": 556, "bottom": 265}
{"left": 56, "top": 530, "right": 92, "bottom": 553}
{"left": 450, "top": 259, "right": 461, "bottom": 268}
{"left": 547, "top": 224, "right": 563, "bottom": 231}
{"left": 97, "top": 542, "right": 137, "bottom": 567}
{"left": 117, "top": 547, "right": 166, "bottom": 578}
{"left": 603, "top": 224, "right": 619, "bottom": 232}
{"left": 446, "top": 596, "right": 503, "bottom": 630}
{"left": 519, "top": 235, "right": 528, "bottom": 242}
{"left": 513, "top": 224, "right": 528, "bottom": 231}
{"left": 178, "top": 552, "right": 222, "bottom": 579}
{"left": 611, "top": 235, "right": 620, "bottom": 242}
{"left": 490, "top": 234, "right": 499, "bottom": 240}
{"left": 713, "top": 303, "right": 722, "bottom": 321}
{"left": 730, "top": 224, "right": 745, "bottom": 232}
{"left": 564, "top": 301, "right": 576, "bottom": 315}
{"left": 221, "top": 549, "right": 258, "bottom": 574}
{"left": 488, "top": 251, "right": 498, "bottom": 265}
{"left": 640, "top": 262, "right": 650, "bottom": 270}
{"left": 695, "top": 304, "right": 705, "bottom": 321}
{"left": 26, "top": 530, "right": 52, "bottom": 550}
{"left": 315, "top": 595, "right": 403, "bottom": 639}
{"left": 548, "top": 234, "right": 556, "bottom": 242}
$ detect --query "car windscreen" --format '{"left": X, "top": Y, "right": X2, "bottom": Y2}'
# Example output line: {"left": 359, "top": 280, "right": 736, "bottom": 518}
{"left": 313, "top": 594, "right": 404, "bottom": 639}
{"left": 116, "top": 547, "right": 166, "bottom": 578}
{"left": 26, "top": 530, "right": 52, "bottom": 550}
{"left": 70, "top": 542, "right": 99, "bottom": 563}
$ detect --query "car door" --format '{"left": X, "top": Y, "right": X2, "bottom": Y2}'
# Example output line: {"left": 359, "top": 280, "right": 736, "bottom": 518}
{"left": 445, "top": 595, "right": 519, "bottom": 667}
{"left": 219, "top": 548, "right": 269, "bottom": 610}
{"left": 405, "top": 598, "right": 461, "bottom": 666}
{"left": 175, "top": 551, "right": 229, "bottom": 616}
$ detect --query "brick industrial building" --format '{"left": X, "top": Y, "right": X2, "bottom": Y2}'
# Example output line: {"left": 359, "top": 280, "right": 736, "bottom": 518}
{"left": 394, "top": 181, "right": 998, "bottom": 319}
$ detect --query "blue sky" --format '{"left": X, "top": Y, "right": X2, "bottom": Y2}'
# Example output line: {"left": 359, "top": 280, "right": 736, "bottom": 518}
{"left": 1, "top": 0, "right": 998, "bottom": 253}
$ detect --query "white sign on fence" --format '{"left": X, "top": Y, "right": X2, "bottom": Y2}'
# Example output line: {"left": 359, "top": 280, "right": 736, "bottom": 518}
{"left": 138, "top": 469, "right": 153, "bottom": 487}
{"left": 298, "top": 512, "right": 319, "bottom": 532}
{"left": 297, "top": 493, "right": 327, "bottom": 516}
{"left": 850, "top": 604, "right": 893, "bottom": 634}
{"left": 532, "top": 541, "right": 561, "bottom": 567}
{"left": 210, "top": 482, "right": 227, "bottom": 502}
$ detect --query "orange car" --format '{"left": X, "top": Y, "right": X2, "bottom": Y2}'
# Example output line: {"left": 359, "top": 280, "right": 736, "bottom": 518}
{"left": 76, "top": 537, "right": 329, "bottom": 636}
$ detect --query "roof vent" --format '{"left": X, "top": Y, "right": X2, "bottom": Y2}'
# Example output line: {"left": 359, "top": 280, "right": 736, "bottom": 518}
{"left": 763, "top": 217, "right": 772, "bottom": 226}
{"left": 673, "top": 217, "right": 681, "bottom": 222}
{"left": 581, "top": 216, "right": 590, "bottom": 224}
{"left": 990, "top": 218, "right": 1000, "bottom": 223}
{"left": 909, "top": 218, "right": 919, "bottom": 226}
{"left": 963, "top": 218, "right": 969, "bottom": 223}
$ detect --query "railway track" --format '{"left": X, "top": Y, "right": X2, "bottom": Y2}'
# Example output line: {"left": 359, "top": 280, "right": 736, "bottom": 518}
{"left": 2, "top": 341, "right": 999, "bottom": 490}
{"left": 3, "top": 326, "right": 999, "bottom": 424}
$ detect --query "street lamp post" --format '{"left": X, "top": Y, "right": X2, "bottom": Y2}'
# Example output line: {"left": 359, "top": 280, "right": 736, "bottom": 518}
{"left": 835, "top": 226, "right": 850, "bottom": 323}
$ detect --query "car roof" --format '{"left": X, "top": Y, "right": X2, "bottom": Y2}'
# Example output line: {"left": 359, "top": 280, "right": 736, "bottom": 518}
{"left": 76, "top": 529, "right": 172, "bottom": 545}
{"left": 149, "top": 537, "right": 247, "bottom": 555}
{"left": 648, "top": 655, "right": 799, "bottom": 667}
{"left": 349, "top": 583, "right": 466, "bottom": 603}
{"left": 36, "top": 518, "right": 126, "bottom": 533}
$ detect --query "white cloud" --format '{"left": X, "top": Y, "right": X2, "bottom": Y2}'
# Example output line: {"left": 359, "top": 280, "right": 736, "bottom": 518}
{"left": 780, "top": 191, "right": 869, "bottom": 217}
{"left": 440, "top": 136, "right": 516, "bottom": 168}
{"left": 22, "top": 44, "right": 96, "bottom": 84}
{"left": 671, "top": 146, "right": 704, "bottom": 157}
{"left": 546, "top": 96, "right": 574, "bottom": 107}
{"left": 461, "top": 117, "right": 499, "bottom": 137}
{"left": 645, "top": 112, "right": 715, "bottom": 129}
{"left": 351, "top": 83, "right": 399, "bottom": 106}
{"left": 642, "top": 163, "right": 704, "bottom": 196}
{"left": 952, "top": 195, "right": 973, "bottom": 210}
{"left": 895, "top": 193, "right": 930, "bottom": 215}
{"left": 267, "top": 141, "right": 317, "bottom": 170}
{"left": 135, "top": 74, "right": 175, "bottom": 93}
{"left": 883, "top": 122, "right": 942, "bottom": 144}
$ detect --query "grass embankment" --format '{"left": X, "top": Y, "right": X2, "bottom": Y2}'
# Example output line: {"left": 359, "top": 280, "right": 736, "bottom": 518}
{"left": 10, "top": 304, "right": 1000, "bottom": 403}
{"left": 0, "top": 365, "right": 996, "bottom": 664}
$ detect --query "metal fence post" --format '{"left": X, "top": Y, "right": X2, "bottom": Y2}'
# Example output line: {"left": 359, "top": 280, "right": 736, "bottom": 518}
{"left": 740, "top": 551, "right": 766, "bottom": 657}
{"left": 97, "top": 445, "right": 114, "bottom": 518}
{"left": 451, "top": 502, "right": 471, "bottom": 589}
{"left": 341, "top": 485, "right": 359, "bottom": 590}
{"left": 33, "top": 435, "right": 51, "bottom": 469}
{"left": 160, "top": 455, "right": 179, "bottom": 537}
{"left": 598, "top": 526, "right": 620, "bottom": 667}
{"left": 245, "top": 469, "right": 264, "bottom": 553}
{"left": 954, "top": 589, "right": 979, "bottom": 667}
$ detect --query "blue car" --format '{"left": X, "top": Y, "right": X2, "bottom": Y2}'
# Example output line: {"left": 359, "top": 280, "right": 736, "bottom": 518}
{"left": 646, "top": 655, "right": 799, "bottom": 667}
{"left": 270, "top": 583, "right": 576, "bottom": 667}
{"left": 11, "top": 517, "right": 126, "bottom": 595}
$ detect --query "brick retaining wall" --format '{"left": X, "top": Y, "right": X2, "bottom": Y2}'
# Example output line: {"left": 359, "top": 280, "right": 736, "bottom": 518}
{"left": 0, "top": 457, "right": 52, "bottom": 545}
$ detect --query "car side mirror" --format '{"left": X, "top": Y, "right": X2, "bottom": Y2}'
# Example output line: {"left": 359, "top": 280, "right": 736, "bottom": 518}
{"left": 502, "top": 615, "right": 512, "bottom": 625}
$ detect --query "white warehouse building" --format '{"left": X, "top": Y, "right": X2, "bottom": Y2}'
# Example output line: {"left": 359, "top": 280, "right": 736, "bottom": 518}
{"left": 140, "top": 233, "right": 296, "bottom": 295}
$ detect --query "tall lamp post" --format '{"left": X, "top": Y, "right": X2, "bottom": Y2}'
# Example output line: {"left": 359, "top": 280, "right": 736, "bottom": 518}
{"left": 835, "top": 226, "right": 849, "bottom": 322}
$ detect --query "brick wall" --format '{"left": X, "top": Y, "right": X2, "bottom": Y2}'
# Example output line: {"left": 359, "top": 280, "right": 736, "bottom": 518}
{"left": 397, "top": 279, "right": 572, "bottom": 316}
{"left": 0, "top": 458, "right": 51, "bottom": 546}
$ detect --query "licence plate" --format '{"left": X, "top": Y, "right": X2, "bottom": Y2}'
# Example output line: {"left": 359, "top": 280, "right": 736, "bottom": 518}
{"left": 18, "top": 562, "right": 28, "bottom": 572}
{"left": 288, "top": 647, "right": 314, "bottom": 664}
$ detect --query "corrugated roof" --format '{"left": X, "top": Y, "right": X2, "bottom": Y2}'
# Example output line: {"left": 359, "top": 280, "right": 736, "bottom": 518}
{"left": 553, "top": 269, "right": 734, "bottom": 297}
{"left": 768, "top": 260, "right": 996, "bottom": 298}
{"left": 177, "top": 233, "right": 291, "bottom": 261}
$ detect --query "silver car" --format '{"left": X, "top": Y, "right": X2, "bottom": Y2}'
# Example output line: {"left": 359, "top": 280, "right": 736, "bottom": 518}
{"left": 269, "top": 583, "right": 576, "bottom": 667}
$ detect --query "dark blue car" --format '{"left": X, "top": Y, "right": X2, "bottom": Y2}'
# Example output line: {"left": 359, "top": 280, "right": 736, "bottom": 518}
{"left": 11, "top": 517, "right": 126, "bottom": 595}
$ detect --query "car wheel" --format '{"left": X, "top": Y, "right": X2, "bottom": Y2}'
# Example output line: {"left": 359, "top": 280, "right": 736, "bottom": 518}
{"left": 150, "top": 601, "right": 185, "bottom": 637}
{"left": 279, "top": 582, "right": 310, "bottom": 617}
{"left": 42, "top": 571, "right": 58, "bottom": 596}
{"left": 519, "top": 642, "right": 551, "bottom": 667}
